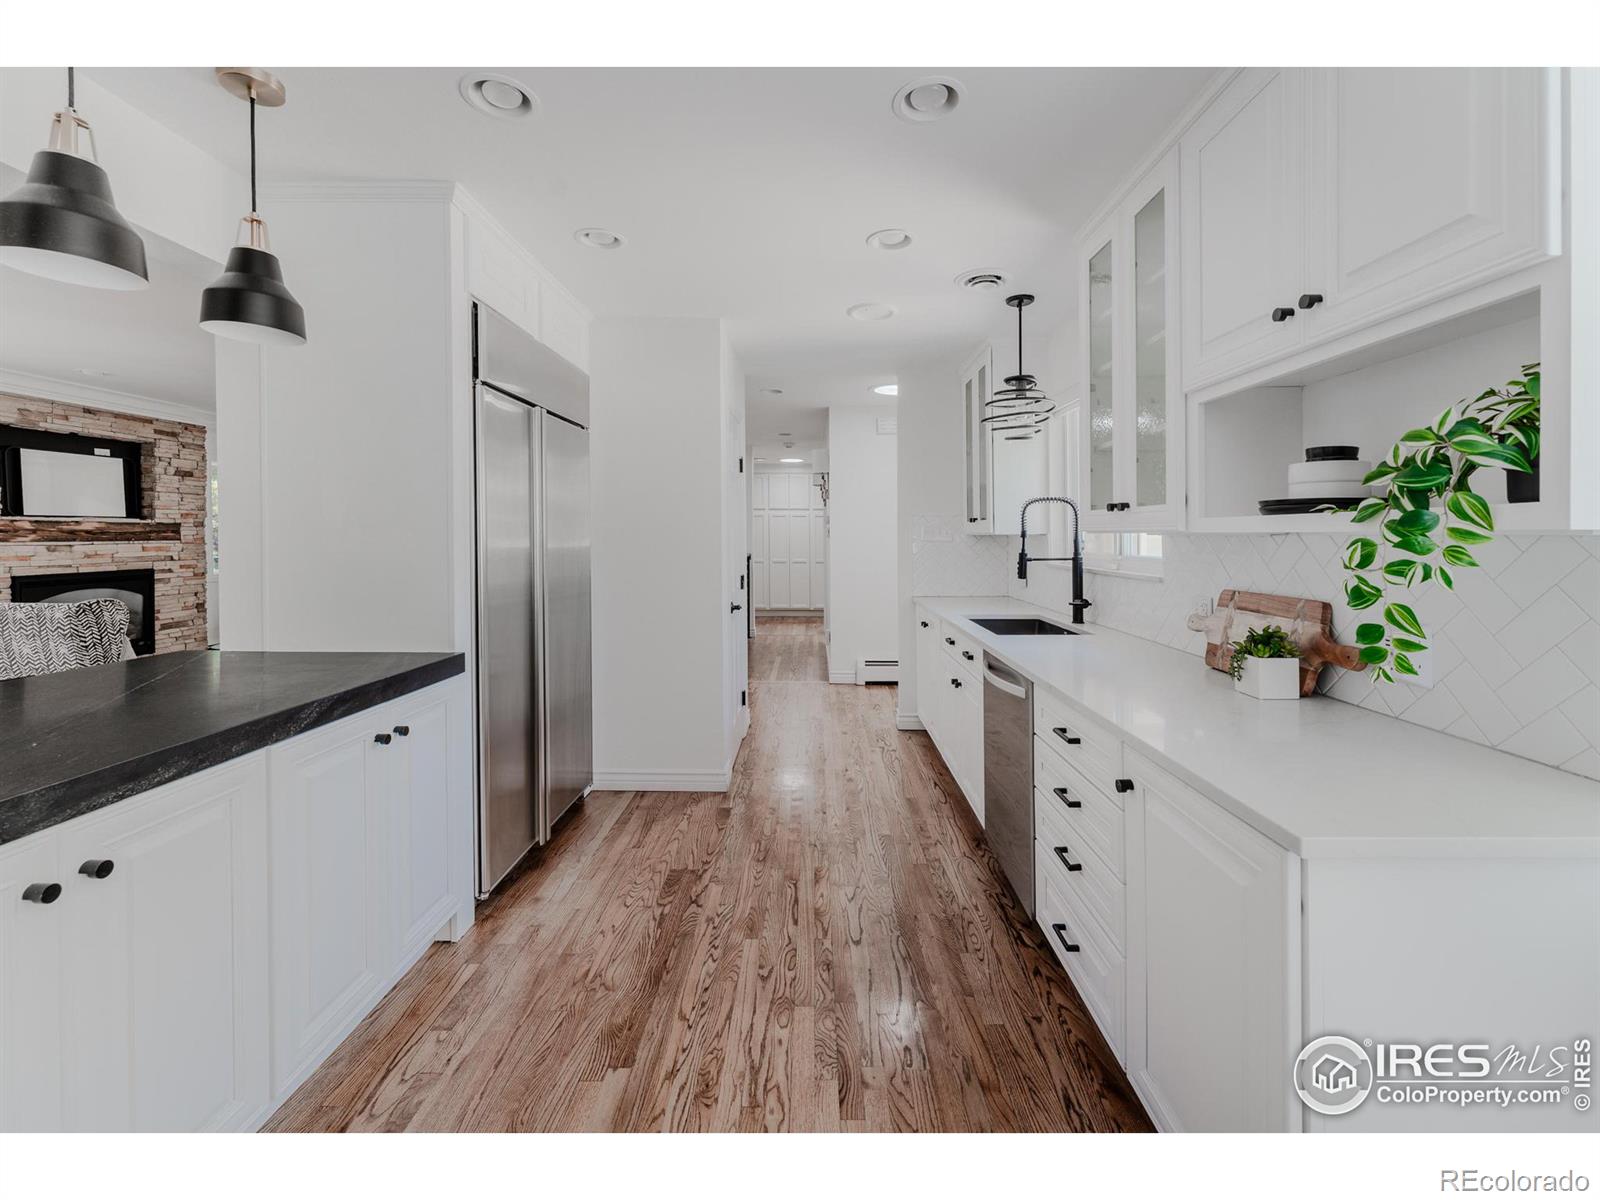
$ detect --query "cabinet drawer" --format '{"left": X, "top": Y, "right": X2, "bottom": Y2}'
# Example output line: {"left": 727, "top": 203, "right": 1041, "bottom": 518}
{"left": 1036, "top": 843, "right": 1125, "bottom": 1061}
{"left": 1034, "top": 688, "right": 1123, "bottom": 799}
{"left": 1036, "top": 792, "right": 1125, "bottom": 951}
{"left": 1034, "top": 740, "right": 1126, "bottom": 875}
{"left": 939, "top": 621, "right": 982, "bottom": 675}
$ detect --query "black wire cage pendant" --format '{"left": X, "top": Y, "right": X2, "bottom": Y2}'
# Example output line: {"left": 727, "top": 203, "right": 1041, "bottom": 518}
{"left": 982, "top": 293, "right": 1055, "bottom": 436}
{"left": 0, "top": 67, "right": 149, "bottom": 290}
{"left": 199, "top": 68, "right": 306, "bottom": 346}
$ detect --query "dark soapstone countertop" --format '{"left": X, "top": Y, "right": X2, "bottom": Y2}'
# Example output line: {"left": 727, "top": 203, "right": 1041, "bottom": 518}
{"left": 0, "top": 649, "right": 464, "bottom": 844}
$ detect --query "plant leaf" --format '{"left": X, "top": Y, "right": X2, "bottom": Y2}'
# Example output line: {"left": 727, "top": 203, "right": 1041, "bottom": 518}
{"left": 1446, "top": 489, "right": 1494, "bottom": 531}
{"left": 1393, "top": 652, "right": 1419, "bottom": 676}
{"left": 1359, "top": 645, "right": 1389, "bottom": 665}
{"left": 1393, "top": 532, "right": 1438, "bottom": 557}
{"left": 1352, "top": 498, "right": 1387, "bottom": 523}
{"left": 1392, "top": 636, "right": 1428, "bottom": 653}
{"left": 1363, "top": 463, "right": 1397, "bottom": 485}
{"left": 1441, "top": 544, "right": 1480, "bottom": 568}
{"left": 1383, "top": 559, "right": 1422, "bottom": 585}
{"left": 1438, "top": 566, "right": 1454, "bottom": 590}
{"left": 1355, "top": 622, "right": 1385, "bottom": 645}
{"left": 1394, "top": 508, "right": 1440, "bottom": 534}
{"left": 1446, "top": 525, "right": 1492, "bottom": 544}
{"left": 1343, "top": 537, "right": 1378, "bottom": 570}
{"left": 1401, "top": 427, "right": 1441, "bottom": 444}
{"left": 1384, "top": 602, "right": 1426, "bottom": 639}
{"left": 1395, "top": 460, "right": 1452, "bottom": 489}
{"left": 1346, "top": 576, "right": 1382, "bottom": 610}
{"left": 1464, "top": 443, "right": 1532, "bottom": 473}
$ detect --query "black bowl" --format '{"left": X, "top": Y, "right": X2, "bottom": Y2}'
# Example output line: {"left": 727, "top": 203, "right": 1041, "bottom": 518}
{"left": 1304, "top": 445, "right": 1359, "bottom": 462}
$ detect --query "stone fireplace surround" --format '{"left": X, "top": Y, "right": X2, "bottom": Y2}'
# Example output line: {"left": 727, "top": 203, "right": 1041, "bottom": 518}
{"left": 0, "top": 392, "right": 208, "bottom": 655}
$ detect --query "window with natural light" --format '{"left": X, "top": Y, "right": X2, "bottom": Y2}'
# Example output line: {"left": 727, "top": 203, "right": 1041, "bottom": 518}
{"left": 1083, "top": 532, "right": 1164, "bottom": 577}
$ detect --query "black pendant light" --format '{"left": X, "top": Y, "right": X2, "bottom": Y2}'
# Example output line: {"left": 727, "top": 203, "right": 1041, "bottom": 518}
{"left": 199, "top": 68, "right": 306, "bottom": 346}
{"left": 982, "top": 293, "right": 1055, "bottom": 436}
{"left": 0, "top": 67, "right": 149, "bottom": 290}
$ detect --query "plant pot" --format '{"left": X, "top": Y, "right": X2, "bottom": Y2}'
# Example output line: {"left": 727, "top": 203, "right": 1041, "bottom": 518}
{"left": 1506, "top": 455, "right": 1540, "bottom": 504}
{"left": 1234, "top": 656, "right": 1302, "bottom": 700}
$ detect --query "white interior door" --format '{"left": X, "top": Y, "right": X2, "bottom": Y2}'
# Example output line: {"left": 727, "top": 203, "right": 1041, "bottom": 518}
{"left": 752, "top": 471, "right": 822, "bottom": 611}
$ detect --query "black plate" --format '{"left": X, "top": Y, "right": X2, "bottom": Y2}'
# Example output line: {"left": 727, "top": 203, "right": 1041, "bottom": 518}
{"left": 1304, "top": 445, "right": 1359, "bottom": 462}
{"left": 1258, "top": 497, "right": 1363, "bottom": 515}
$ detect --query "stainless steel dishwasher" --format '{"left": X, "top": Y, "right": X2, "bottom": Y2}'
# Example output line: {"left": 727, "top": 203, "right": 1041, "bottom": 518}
{"left": 982, "top": 652, "right": 1034, "bottom": 916}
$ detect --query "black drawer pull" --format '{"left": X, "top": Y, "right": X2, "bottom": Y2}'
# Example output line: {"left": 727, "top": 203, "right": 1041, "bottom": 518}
{"left": 1297, "top": 292, "right": 1324, "bottom": 310}
{"left": 1115, "top": 778, "right": 1134, "bottom": 794}
{"left": 1052, "top": 786, "right": 1081, "bottom": 809}
{"left": 78, "top": 859, "right": 115, "bottom": 880}
{"left": 1052, "top": 726, "right": 1081, "bottom": 746}
{"left": 919, "top": 620, "right": 929, "bottom": 628}
{"left": 1050, "top": 922, "right": 1080, "bottom": 953}
{"left": 950, "top": 677, "right": 962, "bottom": 689}
{"left": 374, "top": 732, "right": 393, "bottom": 745}
{"left": 961, "top": 650, "right": 974, "bottom": 661}
{"left": 1271, "top": 306, "right": 1295, "bottom": 322}
{"left": 1054, "top": 846, "right": 1083, "bottom": 872}
{"left": 944, "top": 636, "right": 956, "bottom": 646}
{"left": 393, "top": 725, "right": 410, "bottom": 737}
{"left": 22, "top": 883, "right": 61, "bottom": 904}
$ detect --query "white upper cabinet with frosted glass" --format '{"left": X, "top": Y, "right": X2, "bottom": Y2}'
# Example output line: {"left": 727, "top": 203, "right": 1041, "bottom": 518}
{"left": 1077, "top": 150, "right": 1184, "bottom": 531}
{"left": 1181, "top": 68, "right": 1560, "bottom": 389}
{"left": 962, "top": 342, "right": 1048, "bottom": 536}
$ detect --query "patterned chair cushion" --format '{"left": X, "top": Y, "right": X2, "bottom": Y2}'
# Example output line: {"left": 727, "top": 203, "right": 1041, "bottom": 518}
{"left": 0, "top": 599, "right": 134, "bottom": 681}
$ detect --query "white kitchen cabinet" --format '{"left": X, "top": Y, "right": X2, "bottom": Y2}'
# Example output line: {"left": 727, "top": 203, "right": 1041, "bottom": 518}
{"left": 944, "top": 669, "right": 982, "bottom": 824}
{"left": 961, "top": 345, "right": 994, "bottom": 531}
{"left": 1079, "top": 150, "right": 1184, "bottom": 529}
{"left": 962, "top": 342, "right": 1048, "bottom": 536}
{"left": 388, "top": 691, "right": 460, "bottom": 967}
{"left": 56, "top": 758, "right": 270, "bottom": 1132}
{"left": 1124, "top": 750, "right": 1299, "bottom": 1132}
{"left": 0, "top": 834, "right": 65, "bottom": 1132}
{"left": 913, "top": 610, "right": 983, "bottom": 823}
{"left": 460, "top": 195, "right": 591, "bottom": 372}
{"left": 914, "top": 612, "right": 944, "bottom": 742}
{"left": 267, "top": 707, "right": 397, "bottom": 1097}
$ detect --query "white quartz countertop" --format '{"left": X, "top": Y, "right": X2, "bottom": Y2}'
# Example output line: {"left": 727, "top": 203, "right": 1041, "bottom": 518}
{"left": 915, "top": 596, "right": 1600, "bottom": 859}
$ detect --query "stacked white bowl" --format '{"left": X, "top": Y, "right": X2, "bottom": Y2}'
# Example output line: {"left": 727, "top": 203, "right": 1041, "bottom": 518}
{"left": 1287, "top": 446, "right": 1372, "bottom": 499}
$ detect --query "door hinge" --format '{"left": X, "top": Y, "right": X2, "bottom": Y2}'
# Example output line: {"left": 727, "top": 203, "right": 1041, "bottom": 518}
{"left": 741, "top": 689, "right": 747, "bottom": 706}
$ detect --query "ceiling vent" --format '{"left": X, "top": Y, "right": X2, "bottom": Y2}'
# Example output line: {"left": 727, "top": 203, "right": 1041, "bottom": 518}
{"left": 956, "top": 270, "right": 1007, "bottom": 292}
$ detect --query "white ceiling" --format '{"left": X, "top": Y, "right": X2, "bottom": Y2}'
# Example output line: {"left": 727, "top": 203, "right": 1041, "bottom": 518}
{"left": 70, "top": 67, "right": 1216, "bottom": 429}
{"left": 0, "top": 170, "right": 218, "bottom": 411}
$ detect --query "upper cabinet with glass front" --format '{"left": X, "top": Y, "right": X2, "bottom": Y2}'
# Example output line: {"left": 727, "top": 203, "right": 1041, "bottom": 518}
{"left": 1077, "top": 149, "right": 1184, "bottom": 530}
{"left": 962, "top": 341, "right": 1048, "bottom": 536}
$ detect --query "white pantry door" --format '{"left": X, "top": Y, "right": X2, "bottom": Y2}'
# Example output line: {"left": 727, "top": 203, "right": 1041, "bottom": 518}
{"left": 751, "top": 471, "right": 824, "bottom": 611}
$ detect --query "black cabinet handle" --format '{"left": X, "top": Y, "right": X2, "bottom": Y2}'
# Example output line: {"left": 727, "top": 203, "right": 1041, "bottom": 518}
{"left": 1053, "top": 786, "right": 1081, "bottom": 809}
{"left": 393, "top": 725, "right": 410, "bottom": 737}
{"left": 1050, "top": 922, "right": 1080, "bottom": 953}
{"left": 961, "top": 650, "right": 974, "bottom": 661}
{"left": 78, "top": 859, "right": 115, "bottom": 880}
{"left": 1297, "top": 292, "right": 1324, "bottom": 309}
{"left": 1054, "top": 846, "right": 1083, "bottom": 872}
{"left": 950, "top": 677, "right": 962, "bottom": 689}
{"left": 919, "top": 620, "right": 929, "bottom": 628}
{"left": 1271, "top": 306, "right": 1295, "bottom": 322}
{"left": 1115, "top": 778, "right": 1134, "bottom": 794}
{"left": 944, "top": 637, "right": 956, "bottom": 646}
{"left": 21, "top": 883, "right": 61, "bottom": 904}
{"left": 1107, "top": 501, "right": 1132, "bottom": 512}
{"left": 1052, "top": 726, "right": 1081, "bottom": 746}
{"left": 730, "top": 603, "right": 743, "bottom": 613}
{"left": 374, "top": 732, "right": 393, "bottom": 745}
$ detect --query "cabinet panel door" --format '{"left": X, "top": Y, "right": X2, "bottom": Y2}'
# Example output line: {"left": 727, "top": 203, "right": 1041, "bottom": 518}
{"left": 809, "top": 512, "right": 827, "bottom": 607}
{"left": 391, "top": 695, "right": 456, "bottom": 964}
{"left": 1126, "top": 752, "right": 1298, "bottom": 1132}
{"left": 269, "top": 718, "right": 392, "bottom": 1096}
{"left": 914, "top": 615, "right": 941, "bottom": 734}
{"left": 1181, "top": 68, "right": 1306, "bottom": 385}
{"left": 466, "top": 217, "right": 537, "bottom": 335}
{"left": 0, "top": 835, "right": 64, "bottom": 1131}
{"left": 1305, "top": 68, "right": 1557, "bottom": 339}
{"left": 951, "top": 677, "right": 983, "bottom": 824}
{"left": 766, "top": 512, "right": 791, "bottom": 606}
{"left": 58, "top": 757, "right": 269, "bottom": 1131}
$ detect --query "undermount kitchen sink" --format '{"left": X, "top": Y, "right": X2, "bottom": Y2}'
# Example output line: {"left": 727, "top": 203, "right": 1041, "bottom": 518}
{"left": 970, "top": 617, "right": 1080, "bottom": 636}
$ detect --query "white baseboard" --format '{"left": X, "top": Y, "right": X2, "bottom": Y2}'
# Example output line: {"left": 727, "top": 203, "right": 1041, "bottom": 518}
{"left": 896, "top": 714, "right": 926, "bottom": 731}
{"left": 592, "top": 767, "right": 733, "bottom": 792}
{"left": 827, "top": 670, "right": 858, "bottom": 685}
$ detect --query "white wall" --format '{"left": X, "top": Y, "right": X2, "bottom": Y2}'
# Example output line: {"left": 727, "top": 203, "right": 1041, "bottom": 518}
{"left": 590, "top": 316, "right": 738, "bottom": 789}
{"left": 720, "top": 337, "right": 750, "bottom": 765}
{"left": 826, "top": 403, "right": 898, "bottom": 684}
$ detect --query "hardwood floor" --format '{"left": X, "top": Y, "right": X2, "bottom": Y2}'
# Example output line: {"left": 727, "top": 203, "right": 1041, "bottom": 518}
{"left": 264, "top": 617, "right": 1150, "bottom": 1132}
{"left": 748, "top": 613, "right": 830, "bottom": 682}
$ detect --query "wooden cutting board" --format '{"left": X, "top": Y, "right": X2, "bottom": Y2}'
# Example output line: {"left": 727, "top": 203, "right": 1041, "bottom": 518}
{"left": 1189, "top": 588, "right": 1365, "bottom": 697}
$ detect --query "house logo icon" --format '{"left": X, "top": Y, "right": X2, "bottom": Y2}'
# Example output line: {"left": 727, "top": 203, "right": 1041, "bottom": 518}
{"left": 1293, "top": 1036, "right": 1375, "bottom": 1116}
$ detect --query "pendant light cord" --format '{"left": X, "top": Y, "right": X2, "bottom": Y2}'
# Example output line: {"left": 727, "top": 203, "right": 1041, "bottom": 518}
{"left": 249, "top": 91, "right": 258, "bottom": 214}
{"left": 1016, "top": 301, "right": 1023, "bottom": 378}
{"left": 67, "top": 66, "right": 75, "bottom": 109}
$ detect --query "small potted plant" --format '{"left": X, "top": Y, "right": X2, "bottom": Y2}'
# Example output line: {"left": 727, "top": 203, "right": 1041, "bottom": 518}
{"left": 1228, "top": 625, "right": 1302, "bottom": 700}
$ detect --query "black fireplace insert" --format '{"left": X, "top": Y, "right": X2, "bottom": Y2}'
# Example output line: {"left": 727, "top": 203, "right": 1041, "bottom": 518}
{"left": 10, "top": 568, "right": 157, "bottom": 656}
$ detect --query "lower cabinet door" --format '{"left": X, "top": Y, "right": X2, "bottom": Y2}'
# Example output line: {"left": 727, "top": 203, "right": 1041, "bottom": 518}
{"left": 0, "top": 834, "right": 66, "bottom": 1132}
{"left": 390, "top": 692, "right": 457, "bottom": 965}
{"left": 950, "top": 674, "right": 983, "bottom": 824}
{"left": 56, "top": 757, "right": 270, "bottom": 1131}
{"left": 914, "top": 615, "right": 943, "bottom": 738}
{"left": 1125, "top": 751, "right": 1299, "bottom": 1132}
{"left": 268, "top": 712, "right": 395, "bottom": 1097}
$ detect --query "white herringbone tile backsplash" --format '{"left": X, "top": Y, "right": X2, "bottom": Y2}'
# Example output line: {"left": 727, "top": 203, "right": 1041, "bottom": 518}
{"left": 1013, "top": 531, "right": 1600, "bottom": 782}
{"left": 910, "top": 514, "right": 1015, "bottom": 597}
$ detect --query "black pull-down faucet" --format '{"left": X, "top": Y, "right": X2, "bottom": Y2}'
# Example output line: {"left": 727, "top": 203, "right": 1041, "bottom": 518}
{"left": 1017, "top": 496, "right": 1091, "bottom": 624}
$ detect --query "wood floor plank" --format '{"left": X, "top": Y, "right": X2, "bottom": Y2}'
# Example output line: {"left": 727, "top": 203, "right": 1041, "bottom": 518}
{"left": 264, "top": 616, "right": 1152, "bottom": 1133}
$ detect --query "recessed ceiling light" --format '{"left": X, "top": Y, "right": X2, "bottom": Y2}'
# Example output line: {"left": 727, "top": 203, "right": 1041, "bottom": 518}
{"left": 866, "top": 228, "right": 913, "bottom": 251}
{"left": 847, "top": 302, "right": 896, "bottom": 322}
{"left": 873, "top": 384, "right": 898, "bottom": 396}
{"left": 955, "top": 269, "right": 1007, "bottom": 292}
{"left": 780, "top": 457, "right": 804, "bottom": 463}
{"left": 574, "top": 228, "right": 624, "bottom": 250}
{"left": 892, "top": 77, "right": 964, "bottom": 123}
{"left": 459, "top": 73, "right": 538, "bottom": 120}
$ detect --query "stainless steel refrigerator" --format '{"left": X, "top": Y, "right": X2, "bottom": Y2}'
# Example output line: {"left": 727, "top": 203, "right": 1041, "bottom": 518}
{"left": 473, "top": 304, "right": 593, "bottom": 896}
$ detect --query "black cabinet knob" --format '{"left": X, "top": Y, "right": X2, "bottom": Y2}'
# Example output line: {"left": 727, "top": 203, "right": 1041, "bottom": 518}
{"left": 919, "top": 620, "right": 929, "bottom": 628}
{"left": 1297, "top": 293, "right": 1324, "bottom": 309}
{"left": 944, "top": 637, "right": 955, "bottom": 646}
{"left": 78, "top": 859, "right": 115, "bottom": 880}
{"left": 393, "top": 725, "right": 410, "bottom": 737}
{"left": 1053, "top": 726, "right": 1081, "bottom": 746}
{"left": 1050, "top": 922, "right": 1080, "bottom": 953}
{"left": 1115, "top": 778, "right": 1134, "bottom": 794}
{"left": 730, "top": 603, "right": 743, "bottom": 613}
{"left": 1271, "top": 306, "right": 1295, "bottom": 322}
{"left": 1054, "top": 846, "right": 1083, "bottom": 872}
{"left": 374, "top": 732, "right": 393, "bottom": 745}
{"left": 961, "top": 650, "right": 974, "bottom": 661}
{"left": 22, "top": 883, "right": 61, "bottom": 904}
{"left": 950, "top": 677, "right": 962, "bottom": 688}
{"left": 1053, "top": 786, "right": 1081, "bottom": 809}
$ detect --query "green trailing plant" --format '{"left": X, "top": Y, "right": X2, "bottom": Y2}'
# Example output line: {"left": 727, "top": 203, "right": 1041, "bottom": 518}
{"left": 1227, "top": 624, "right": 1301, "bottom": 680}
{"left": 1332, "top": 362, "right": 1540, "bottom": 684}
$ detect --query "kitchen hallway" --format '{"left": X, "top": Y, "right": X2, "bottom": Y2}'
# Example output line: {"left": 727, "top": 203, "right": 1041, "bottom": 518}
{"left": 263, "top": 618, "right": 1148, "bottom": 1133}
